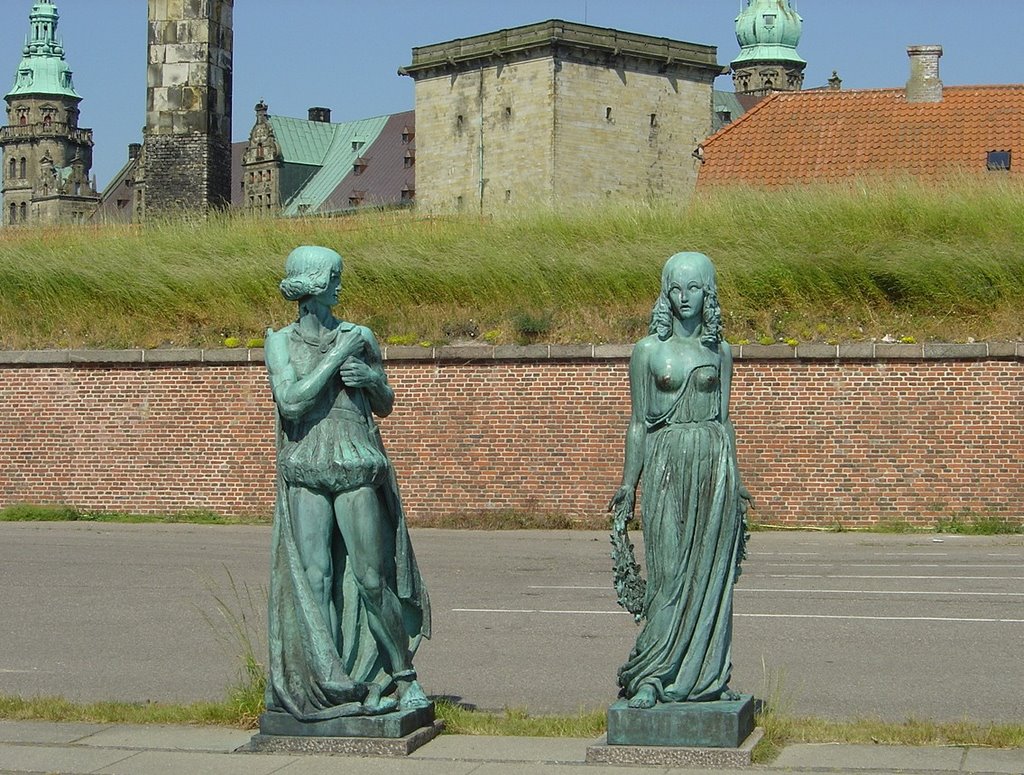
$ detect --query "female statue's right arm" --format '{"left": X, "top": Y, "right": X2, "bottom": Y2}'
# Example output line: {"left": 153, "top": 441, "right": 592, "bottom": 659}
{"left": 610, "top": 343, "right": 649, "bottom": 529}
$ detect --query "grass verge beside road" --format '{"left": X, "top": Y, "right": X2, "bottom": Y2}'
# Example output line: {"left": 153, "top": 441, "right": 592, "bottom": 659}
{"left": 1, "top": 693, "right": 1020, "bottom": 764}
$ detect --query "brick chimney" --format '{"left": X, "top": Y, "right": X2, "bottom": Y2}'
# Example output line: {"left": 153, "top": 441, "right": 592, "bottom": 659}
{"left": 905, "top": 45, "right": 943, "bottom": 103}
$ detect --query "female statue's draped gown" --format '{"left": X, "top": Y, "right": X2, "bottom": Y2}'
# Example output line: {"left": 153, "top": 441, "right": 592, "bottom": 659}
{"left": 617, "top": 362, "right": 744, "bottom": 702}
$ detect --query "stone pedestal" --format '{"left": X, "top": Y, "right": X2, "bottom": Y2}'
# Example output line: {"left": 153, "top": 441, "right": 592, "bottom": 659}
{"left": 607, "top": 695, "right": 754, "bottom": 747}
{"left": 245, "top": 704, "right": 440, "bottom": 757}
{"left": 586, "top": 696, "right": 759, "bottom": 767}
{"left": 587, "top": 728, "right": 763, "bottom": 767}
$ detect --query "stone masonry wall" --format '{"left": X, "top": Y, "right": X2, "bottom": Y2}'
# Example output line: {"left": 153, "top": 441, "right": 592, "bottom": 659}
{"left": 143, "top": 0, "right": 233, "bottom": 213}
{"left": 411, "top": 49, "right": 713, "bottom": 214}
{"left": 553, "top": 57, "right": 711, "bottom": 202}
{"left": 413, "top": 57, "right": 557, "bottom": 214}
{"left": 0, "top": 345, "right": 1021, "bottom": 528}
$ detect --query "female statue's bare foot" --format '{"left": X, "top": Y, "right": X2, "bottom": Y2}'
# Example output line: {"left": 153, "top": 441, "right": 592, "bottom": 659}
{"left": 719, "top": 688, "right": 742, "bottom": 701}
{"left": 398, "top": 679, "right": 431, "bottom": 710}
{"left": 627, "top": 685, "right": 657, "bottom": 709}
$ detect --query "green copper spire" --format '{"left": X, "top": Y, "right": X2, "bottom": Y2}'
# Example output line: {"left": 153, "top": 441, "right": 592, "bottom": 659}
{"left": 6, "top": 0, "right": 81, "bottom": 101}
{"left": 732, "top": 0, "right": 806, "bottom": 66}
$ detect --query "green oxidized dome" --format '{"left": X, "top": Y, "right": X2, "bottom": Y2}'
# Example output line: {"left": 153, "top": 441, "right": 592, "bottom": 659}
{"left": 732, "top": 0, "right": 806, "bottom": 66}
{"left": 6, "top": 0, "right": 81, "bottom": 101}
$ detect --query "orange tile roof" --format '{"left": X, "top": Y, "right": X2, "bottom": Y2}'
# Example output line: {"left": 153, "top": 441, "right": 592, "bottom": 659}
{"left": 697, "top": 85, "right": 1024, "bottom": 187}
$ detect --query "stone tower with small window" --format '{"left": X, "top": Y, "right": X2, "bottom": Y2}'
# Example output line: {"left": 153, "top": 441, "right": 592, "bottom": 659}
{"left": 0, "top": 0, "right": 99, "bottom": 227}
{"left": 137, "top": 0, "right": 233, "bottom": 218}
{"left": 730, "top": 0, "right": 806, "bottom": 97}
{"left": 400, "top": 20, "right": 722, "bottom": 214}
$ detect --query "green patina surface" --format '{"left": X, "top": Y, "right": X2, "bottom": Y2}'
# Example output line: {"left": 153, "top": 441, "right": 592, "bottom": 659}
{"left": 6, "top": 1, "right": 81, "bottom": 100}
{"left": 732, "top": 0, "right": 806, "bottom": 66}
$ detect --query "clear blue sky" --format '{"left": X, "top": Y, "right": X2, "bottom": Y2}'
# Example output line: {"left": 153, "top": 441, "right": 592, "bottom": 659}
{"left": 3, "top": 0, "right": 1022, "bottom": 189}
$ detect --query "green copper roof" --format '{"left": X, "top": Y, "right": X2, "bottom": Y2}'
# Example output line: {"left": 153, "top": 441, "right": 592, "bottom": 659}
{"left": 6, "top": 0, "right": 80, "bottom": 100}
{"left": 279, "top": 114, "right": 389, "bottom": 216}
{"left": 732, "top": 0, "right": 805, "bottom": 66}
{"left": 266, "top": 115, "right": 338, "bottom": 166}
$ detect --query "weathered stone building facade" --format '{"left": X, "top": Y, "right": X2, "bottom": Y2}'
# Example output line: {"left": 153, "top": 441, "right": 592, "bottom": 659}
{"left": 400, "top": 20, "right": 723, "bottom": 214}
{"left": 0, "top": 0, "right": 99, "bottom": 227}
{"left": 136, "top": 0, "right": 233, "bottom": 218}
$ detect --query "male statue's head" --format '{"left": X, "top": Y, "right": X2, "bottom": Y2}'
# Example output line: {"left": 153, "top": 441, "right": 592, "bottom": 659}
{"left": 279, "top": 245, "right": 343, "bottom": 304}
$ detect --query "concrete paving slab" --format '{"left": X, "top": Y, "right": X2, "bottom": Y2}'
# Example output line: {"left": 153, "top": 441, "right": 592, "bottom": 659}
{"left": 0, "top": 742, "right": 135, "bottom": 773}
{"left": 274, "top": 755, "right": 483, "bottom": 774}
{"left": 963, "top": 747, "right": 1024, "bottom": 774}
{"left": 774, "top": 743, "right": 965, "bottom": 771}
{"left": 77, "top": 723, "right": 253, "bottom": 752}
{"left": 409, "top": 734, "right": 589, "bottom": 762}
{"left": 0, "top": 719, "right": 107, "bottom": 744}
{"left": 96, "top": 749, "right": 296, "bottom": 775}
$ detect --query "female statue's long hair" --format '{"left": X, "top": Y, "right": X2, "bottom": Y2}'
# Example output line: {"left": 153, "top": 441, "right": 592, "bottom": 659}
{"left": 279, "top": 245, "right": 342, "bottom": 302}
{"left": 648, "top": 252, "right": 723, "bottom": 349}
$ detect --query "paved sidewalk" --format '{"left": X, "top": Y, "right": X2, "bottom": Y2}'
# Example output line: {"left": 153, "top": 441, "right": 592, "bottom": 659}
{"left": 1, "top": 721, "right": 1021, "bottom": 775}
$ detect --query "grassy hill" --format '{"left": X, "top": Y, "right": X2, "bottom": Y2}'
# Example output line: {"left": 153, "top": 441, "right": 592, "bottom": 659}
{"left": 0, "top": 178, "right": 1022, "bottom": 350}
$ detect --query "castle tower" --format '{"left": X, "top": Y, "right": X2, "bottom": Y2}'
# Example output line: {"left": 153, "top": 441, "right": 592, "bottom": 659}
{"left": 730, "top": 0, "right": 806, "bottom": 97}
{"left": 137, "top": 0, "right": 233, "bottom": 218}
{"left": 1, "top": 0, "right": 99, "bottom": 227}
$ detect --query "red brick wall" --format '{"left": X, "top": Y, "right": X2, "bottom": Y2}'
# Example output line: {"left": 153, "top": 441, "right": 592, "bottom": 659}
{"left": 0, "top": 348, "right": 1020, "bottom": 527}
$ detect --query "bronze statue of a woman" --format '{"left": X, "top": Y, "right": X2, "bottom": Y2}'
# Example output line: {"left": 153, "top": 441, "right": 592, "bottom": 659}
{"left": 609, "top": 251, "right": 750, "bottom": 710}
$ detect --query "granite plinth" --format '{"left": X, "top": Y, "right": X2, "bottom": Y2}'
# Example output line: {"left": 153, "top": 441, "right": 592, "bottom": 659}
{"left": 246, "top": 719, "right": 442, "bottom": 757}
{"left": 606, "top": 695, "right": 754, "bottom": 748}
{"left": 258, "top": 704, "right": 434, "bottom": 739}
{"left": 587, "top": 727, "right": 763, "bottom": 767}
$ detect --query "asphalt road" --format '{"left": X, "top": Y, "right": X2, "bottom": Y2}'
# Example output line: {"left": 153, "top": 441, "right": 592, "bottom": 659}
{"left": 0, "top": 523, "right": 1020, "bottom": 722}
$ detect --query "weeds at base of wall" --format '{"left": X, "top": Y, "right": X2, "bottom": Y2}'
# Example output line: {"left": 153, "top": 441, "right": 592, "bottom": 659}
{"left": 0, "top": 503, "right": 269, "bottom": 525}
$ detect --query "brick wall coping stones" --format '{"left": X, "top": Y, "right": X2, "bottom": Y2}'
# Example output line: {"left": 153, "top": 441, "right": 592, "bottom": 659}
{"left": 0, "top": 342, "right": 1020, "bottom": 367}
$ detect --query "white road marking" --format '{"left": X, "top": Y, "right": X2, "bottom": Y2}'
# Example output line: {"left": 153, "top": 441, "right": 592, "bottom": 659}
{"left": 762, "top": 574, "right": 1024, "bottom": 581}
{"left": 453, "top": 608, "right": 1024, "bottom": 624}
{"left": 738, "top": 613, "right": 1024, "bottom": 624}
{"left": 763, "top": 563, "right": 1020, "bottom": 569}
{"left": 528, "top": 585, "right": 1024, "bottom": 597}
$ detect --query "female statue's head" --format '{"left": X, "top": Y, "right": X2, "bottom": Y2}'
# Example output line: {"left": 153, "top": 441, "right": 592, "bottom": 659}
{"left": 279, "top": 245, "right": 343, "bottom": 304}
{"left": 649, "top": 252, "right": 723, "bottom": 347}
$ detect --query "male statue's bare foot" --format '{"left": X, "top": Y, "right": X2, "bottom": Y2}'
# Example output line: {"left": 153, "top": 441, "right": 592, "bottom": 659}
{"left": 719, "top": 687, "right": 742, "bottom": 701}
{"left": 362, "top": 684, "right": 398, "bottom": 715}
{"left": 398, "top": 679, "right": 431, "bottom": 710}
{"left": 627, "top": 685, "right": 657, "bottom": 709}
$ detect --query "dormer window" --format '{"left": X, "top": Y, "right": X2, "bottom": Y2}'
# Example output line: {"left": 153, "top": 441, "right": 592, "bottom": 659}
{"left": 404, "top": 150, "right": 415, "bottom": 168}
{"left": 401, "top": 126, "right": 414, "bottom": 143}
{"left": 352, "top": 140, "right": 364, "bottom": 151}
{"left": 353, "top": 157, "right": 367, "bottom": 175}
{"left": 400, "top": 186, "right": 414, "bottom": 203}
{"left": 987, "top": 150, "right": 1011, "bottom": 171}
{"left": 349, "top": 191, "right": 365, "bottom": 207}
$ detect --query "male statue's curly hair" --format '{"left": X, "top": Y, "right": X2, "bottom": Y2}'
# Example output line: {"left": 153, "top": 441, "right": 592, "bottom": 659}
{"left": 279, "top": 245, "right": 342, "bottom": 301}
